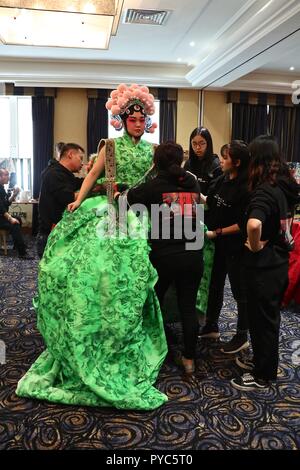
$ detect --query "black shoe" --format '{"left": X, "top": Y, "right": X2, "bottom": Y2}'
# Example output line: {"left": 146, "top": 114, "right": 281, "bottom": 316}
{"left": 231, "top": 373, "right": 270, "bottom": 391}
{"left": 198, "top": 323, "right": 220, "bottom": 339}
{"left": 19, "top": 253, "right": 34, "bottom": 260}
{"left": 221, "top": 334, "right": 249, "bottom": 354}
{"left": 235, "top": 356, "right": 254, "bottom": 371}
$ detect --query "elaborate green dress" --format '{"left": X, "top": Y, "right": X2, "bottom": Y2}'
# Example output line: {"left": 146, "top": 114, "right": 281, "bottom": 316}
{"left": 16, "top": 133, "right": 168, "bottom": 410}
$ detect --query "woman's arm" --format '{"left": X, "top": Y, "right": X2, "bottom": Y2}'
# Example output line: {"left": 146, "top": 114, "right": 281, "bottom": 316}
{"left": 206, "top": 223, "right": 240, "bottom": 239}
{"left": 68, "top": 146, "right": 105, "bottom": 212}
{"left": 245, "top": 218, "right": 265, "bottom": 252}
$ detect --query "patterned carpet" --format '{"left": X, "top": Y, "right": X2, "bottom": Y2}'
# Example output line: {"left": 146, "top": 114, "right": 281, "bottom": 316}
{"left": 0, "top": 237, "right": 300, "bottom": 450}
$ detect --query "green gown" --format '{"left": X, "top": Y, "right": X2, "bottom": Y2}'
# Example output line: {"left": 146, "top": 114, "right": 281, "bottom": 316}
{"left": 16, "top": 133, "right": 168, "bottom": 411}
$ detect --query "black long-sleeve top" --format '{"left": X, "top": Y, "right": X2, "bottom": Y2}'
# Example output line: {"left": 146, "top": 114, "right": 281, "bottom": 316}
{"left": 184, "top": 154, "right": 222, "bottom": 195}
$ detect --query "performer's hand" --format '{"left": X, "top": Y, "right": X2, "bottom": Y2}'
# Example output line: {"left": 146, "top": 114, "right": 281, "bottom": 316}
{"left": 68, "top": 200, "right": 81, "bottom": 212}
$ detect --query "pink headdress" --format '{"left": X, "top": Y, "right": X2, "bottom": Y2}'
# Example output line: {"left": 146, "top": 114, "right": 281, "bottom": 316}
{"left": 105, "top": 83, "right": 158, "bottom": 133}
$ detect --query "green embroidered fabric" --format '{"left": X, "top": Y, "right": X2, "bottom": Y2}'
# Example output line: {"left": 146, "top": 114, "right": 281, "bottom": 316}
{"left": 16, "top": 134, "right": 168, "bottom": 410}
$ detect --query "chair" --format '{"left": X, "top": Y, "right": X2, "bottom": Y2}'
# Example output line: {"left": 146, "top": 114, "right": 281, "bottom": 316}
{"left": 0, "top": 229, "right": 8, "bottom": 255}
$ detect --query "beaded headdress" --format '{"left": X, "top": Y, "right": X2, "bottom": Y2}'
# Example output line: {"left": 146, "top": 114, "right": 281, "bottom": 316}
{"left": 105, "top": 83, "right": 157, "bottom": 133}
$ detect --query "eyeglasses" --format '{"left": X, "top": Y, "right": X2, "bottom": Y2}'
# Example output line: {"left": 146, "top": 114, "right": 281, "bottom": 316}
{"left": 191, "top": 141, "right": 207, "bottom": 148}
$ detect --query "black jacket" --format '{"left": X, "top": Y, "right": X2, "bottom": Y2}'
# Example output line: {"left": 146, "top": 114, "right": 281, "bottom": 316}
{"left": 184, "top": 154, "right": 222, "bottom": 195}
{"left": 38, "top": 161, "right": 83, "bottom": 234}
{"left": 126, "top": 170, "right": 202, "bottom": 257}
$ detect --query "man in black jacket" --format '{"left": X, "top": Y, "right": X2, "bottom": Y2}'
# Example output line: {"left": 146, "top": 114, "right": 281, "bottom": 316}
{"left": 36, "top": 143, "right": 84, "bottom": 258}
{"left": 0, "top": 168, "right": 30, "bottom": 259}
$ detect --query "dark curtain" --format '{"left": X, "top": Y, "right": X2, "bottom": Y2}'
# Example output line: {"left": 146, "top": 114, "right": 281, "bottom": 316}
{"left": 232, "top": 103, "right": 268, "bottom": 143}
{"left": 87, "top": 89, "right": 109, "bottom": 155}
{"left": 32, "top": 96, "right": 54, "bottom": 235}
{"left": 158, "top": 89, "right": 177, "bottom": 143}
{"left": 268, "top": 105, "right": 300, "bottom": 162}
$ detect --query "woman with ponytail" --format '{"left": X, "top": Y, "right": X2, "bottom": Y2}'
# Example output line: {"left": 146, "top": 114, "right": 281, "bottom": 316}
{"left": 116, "top": 142, "right": 204, "bottom": 375}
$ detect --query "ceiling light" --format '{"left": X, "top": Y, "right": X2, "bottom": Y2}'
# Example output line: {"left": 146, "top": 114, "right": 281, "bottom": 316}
{"left": 0, "top": 1, "right": 123, "bottom": 49}
{"left": 290, "top": 66, "right": 295, "bottom": 71}
{"left": 189, "top": 41, "right": 195, "bottom": 47}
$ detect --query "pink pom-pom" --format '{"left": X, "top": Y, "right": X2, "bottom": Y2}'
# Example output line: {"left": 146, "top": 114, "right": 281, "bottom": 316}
{"left": 134, "top": 89, "right": 142, "bottom": 98}
{"left": 148, "top": 127, "right": 155, "bottom": 134}
{"left": 118, "top": 97, "right": 127, "bottom": 107}
{"left": 140, "top": 92, "right": 148, "bottom": 102}
{"left": 111, "top": 105, "right": 121, "bottom": 115}
{"left": 141, "top": 86, "right": 149, "bottom": 93}
{"left": 118, "top": 84, "right": 127, "bottom": 92}
{"left": 111, "top": 90, "right": 118, "bottom": 99}
{"left": 149, "top": 94, "right": 155, "bottom": 102}
{"left": 151, "top": 122, "right": 158, "bottom": 129}
{"left": 105, "top": 100, "right": 113, "bottom": 110}
{"left": 110, "top": 119, "right": 123, "bottom": 130}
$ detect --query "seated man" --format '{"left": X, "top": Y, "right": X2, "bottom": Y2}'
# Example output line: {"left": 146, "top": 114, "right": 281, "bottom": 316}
{"left": 0, "top": 168, "right": 30, "bottom": 259}
{"left": 37, "top": 143, "right": 85, "bottom": 258}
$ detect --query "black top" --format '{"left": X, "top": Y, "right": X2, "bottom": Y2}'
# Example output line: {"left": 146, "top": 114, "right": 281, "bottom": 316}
{"left": 0, "top": 184, "right": 10, "bottom": 218}
{"left": 241, "top": 178, "right": 300, "bottom": 268}
{"left": 38, "top": 161, "right": 83, "bottom": 234}
{"left": 206, "top": 173, "right": 249, "bottom": 253}
{"left": 184, "top": 154, "right": 222, "bottom": 195}
{"left": 126, "top": 170, "right": 202, "bottom": 257}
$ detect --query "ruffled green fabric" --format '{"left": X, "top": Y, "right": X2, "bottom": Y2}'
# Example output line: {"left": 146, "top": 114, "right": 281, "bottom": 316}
{"left": 16, "top": 135, "right": 168, "bottom": 410}
{"left": 196, "top": 232, "right": 215, "bottom": 316}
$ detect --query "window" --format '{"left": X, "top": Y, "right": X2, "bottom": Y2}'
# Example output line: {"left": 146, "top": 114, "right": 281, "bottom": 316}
{"left": 108, "top": 100, "right": 160, "bottom": 144}
{"left": 0, "top": 96, "right": 33, "bottom": 192}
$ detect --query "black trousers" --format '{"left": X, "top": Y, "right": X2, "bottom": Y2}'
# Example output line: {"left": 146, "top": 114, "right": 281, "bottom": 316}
{"left": 150, "top": 250, "right": 203, "bottom": 359}
{"left": 0, "top": 218, "right": 26, "bottom": 255}
{"left": 245, "top": 262, "right": 288, "bottom": 381}
{"left": 36, "top": 232, "right": 49, "bottom": 258}
{"left": 206, "top": 239, "right": 248, "bottom": 333}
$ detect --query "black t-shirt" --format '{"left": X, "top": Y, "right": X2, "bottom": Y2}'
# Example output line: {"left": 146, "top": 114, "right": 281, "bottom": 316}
{"left": 206, "top": 173, "right": 249, "bottom": 253}
{"left": 126, "top": 170, "right": 202, "bottom": 257}
{"left": 38, "top": 161, "right": 83, "bottom": 234}
{"left": 242, "top": 183, "right": 290, "bottom": 268}
{"left": 184, "top": 154, "right": 222, "bottom": 195}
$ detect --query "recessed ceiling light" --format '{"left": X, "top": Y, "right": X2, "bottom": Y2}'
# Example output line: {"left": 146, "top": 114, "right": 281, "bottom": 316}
{"left": 189, "top": 41, "right": 195, "bottom": 47}
{"left": 290, "top": 66, "right": 295, "bottom": 71}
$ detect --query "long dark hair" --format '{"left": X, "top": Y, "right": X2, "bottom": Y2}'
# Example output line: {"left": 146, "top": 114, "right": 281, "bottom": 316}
{"left": 154, "top": 141, "right": 185, "bottom": 178}
{"left": 188, "top": 127, "right": 214, "bottom": 169}
{"left": 228, "top": 139, "right": 250, "bottom": 182}
{"left": 248, "top": 135, "right": 292, "bottom": 191}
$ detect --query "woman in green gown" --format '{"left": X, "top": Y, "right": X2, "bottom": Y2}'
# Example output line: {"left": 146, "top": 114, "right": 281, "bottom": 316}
{"left": 16, "top": 84, "right": 168, "bottom": 411}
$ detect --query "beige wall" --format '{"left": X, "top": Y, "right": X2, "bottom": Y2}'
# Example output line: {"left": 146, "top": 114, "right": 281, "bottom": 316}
{"left": 176, "top": 89, "right": 199, "bottom": 150}
{"left": 54, "top": 88, "right": 87, "bottom": 158}
{"left": 203, "top": 90, "right": 231, "bottom": 156}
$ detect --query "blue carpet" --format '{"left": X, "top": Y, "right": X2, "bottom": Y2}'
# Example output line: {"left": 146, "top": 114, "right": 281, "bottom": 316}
{"left": 0, "top": 237, "right": 300, "bottom": 450}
